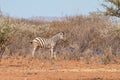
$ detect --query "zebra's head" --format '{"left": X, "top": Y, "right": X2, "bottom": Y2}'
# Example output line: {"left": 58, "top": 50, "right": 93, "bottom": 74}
{"left": 58, "top": 32, "right": 64, "bottom": 40}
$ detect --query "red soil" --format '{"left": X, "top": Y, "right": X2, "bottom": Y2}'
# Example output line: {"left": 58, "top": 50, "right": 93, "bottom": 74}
{"left": 0, "top": 56, "right": 120, "bottom": 80}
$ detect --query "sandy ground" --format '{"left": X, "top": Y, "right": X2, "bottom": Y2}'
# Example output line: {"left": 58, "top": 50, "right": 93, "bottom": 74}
{"left": 0, "top": 56, "right": 120, "bottom": 80}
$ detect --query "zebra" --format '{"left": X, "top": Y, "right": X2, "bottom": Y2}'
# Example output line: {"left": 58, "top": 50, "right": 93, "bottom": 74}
{"left": 31, "top": 32, "right": 65, "bottom": 59}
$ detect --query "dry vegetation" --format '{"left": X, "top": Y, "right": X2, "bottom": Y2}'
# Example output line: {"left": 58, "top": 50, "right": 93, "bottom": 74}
{"left": 0, "top": 12, "right": 120, "bottom": 64}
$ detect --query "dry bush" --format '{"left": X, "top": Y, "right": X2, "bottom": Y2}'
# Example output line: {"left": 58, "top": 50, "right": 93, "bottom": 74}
{"left": 0, "top": 15, "right": 14, "bottom": 59}
{"left": 83, "top": 49, "right": 93, "bottom": 64}
{"left": 0, "top": 13, "right": 120, "bottom": 63}
{"left": 100, "top": 47, "right": 117, "bottom": 64}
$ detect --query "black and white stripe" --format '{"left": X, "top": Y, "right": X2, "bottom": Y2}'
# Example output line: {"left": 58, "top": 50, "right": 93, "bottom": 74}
{"left": 31, "top": 32, "right": 65, "bottom": 59}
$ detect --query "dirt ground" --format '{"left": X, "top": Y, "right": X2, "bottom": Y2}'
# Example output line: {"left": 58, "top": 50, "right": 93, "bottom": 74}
{"left": 0, "top": 56, "right": 120, "bottom": 80}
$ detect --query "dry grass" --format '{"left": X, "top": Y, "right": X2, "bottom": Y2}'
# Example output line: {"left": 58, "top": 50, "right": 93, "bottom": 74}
{"left": 0, "top": 12, "right": 120, "bottom": 64}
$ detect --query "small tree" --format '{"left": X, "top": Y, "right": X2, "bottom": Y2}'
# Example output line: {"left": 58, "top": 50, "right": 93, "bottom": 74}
{"left": 102, "top": 0, "right": 120, "bottom": 17}
{"left": 0, "top": 15, "right": 13, "bottom": 60}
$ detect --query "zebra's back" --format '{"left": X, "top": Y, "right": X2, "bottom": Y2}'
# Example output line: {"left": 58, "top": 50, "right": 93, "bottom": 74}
{"left": 33, "top": 37, "right": 49, "bottom": 48}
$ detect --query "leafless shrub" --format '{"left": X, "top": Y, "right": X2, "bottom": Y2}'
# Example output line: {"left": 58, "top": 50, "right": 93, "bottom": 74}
{"left": 83, "top": 49, "right": 93, "bottom": 64}
{"left": 0, "top": 13, "right": 120, "bottom": 63}
{"left": 101, "top": 47, "right": 117, "bottom": 64}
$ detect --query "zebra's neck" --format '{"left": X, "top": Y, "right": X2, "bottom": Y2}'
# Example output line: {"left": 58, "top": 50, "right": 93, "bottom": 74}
{"left": 51, "top": 35, "right": 60, "bottom": 42}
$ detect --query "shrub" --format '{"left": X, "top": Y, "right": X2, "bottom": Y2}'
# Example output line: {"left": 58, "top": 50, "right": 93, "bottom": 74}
{"left": 101, "top": 47, "right": 117, "bottom": 64}
{"left": 0, "top": 13, "right": 120, "bottom": 63}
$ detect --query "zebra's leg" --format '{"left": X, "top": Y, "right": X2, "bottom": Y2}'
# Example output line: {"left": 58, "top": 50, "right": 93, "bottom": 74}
{"left": 28, "top": 47, "right": 36, "bottom": 64}
{"left": 50, "top": 48, "right": 54, "bottom": 59}
{"left": 50, "top": 48, "right": 56, "bottom": 64}
{"left": 53, "top": 52, "right": 57, "bottom": 60}
{"left": 50, "top": 48, "right": 57, "bottom": 60}
{"left": 32, "top": 47, "right": 36, "bottom": 58}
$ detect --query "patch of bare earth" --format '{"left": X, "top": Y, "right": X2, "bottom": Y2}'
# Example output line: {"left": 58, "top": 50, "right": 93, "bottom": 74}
{"left": 0, "top": 56, "right": 120, "bottom": 80}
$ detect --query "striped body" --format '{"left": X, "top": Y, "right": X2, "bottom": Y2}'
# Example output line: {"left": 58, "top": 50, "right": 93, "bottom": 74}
{"left": 31, "top": 32, "right": 65, "bottom": 59}
{"left": 33, "top": 37, "right": 50, "bottom": 48}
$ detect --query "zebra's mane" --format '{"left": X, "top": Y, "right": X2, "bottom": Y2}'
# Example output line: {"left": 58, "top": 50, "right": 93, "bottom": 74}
{"left": 50, "top": 32, "right": 63, "bottom": 42}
